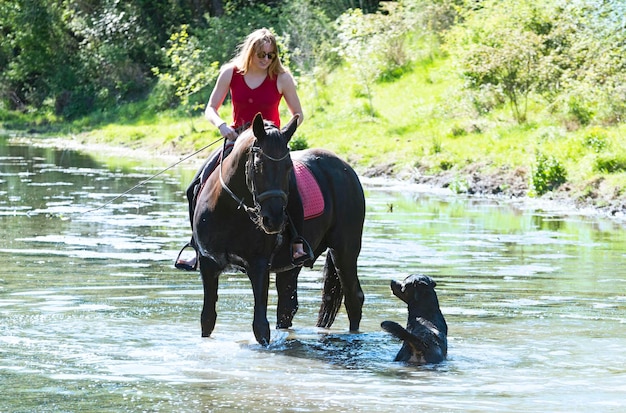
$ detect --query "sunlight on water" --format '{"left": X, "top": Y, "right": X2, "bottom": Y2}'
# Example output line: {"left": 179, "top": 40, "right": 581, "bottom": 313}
{"left": 1, "top": 140, "right": 626, "bottom": 412}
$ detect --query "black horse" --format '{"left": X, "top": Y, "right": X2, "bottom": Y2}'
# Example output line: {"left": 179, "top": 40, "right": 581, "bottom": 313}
{"left": 192, "top": 113, "right": 365, "bottom": 345}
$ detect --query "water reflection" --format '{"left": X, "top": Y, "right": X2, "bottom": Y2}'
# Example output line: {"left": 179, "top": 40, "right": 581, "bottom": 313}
{"left": 1, "top": 137, "right": 625, "bottom": 412}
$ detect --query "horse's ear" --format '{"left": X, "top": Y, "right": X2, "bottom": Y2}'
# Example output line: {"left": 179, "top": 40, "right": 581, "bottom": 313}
{"left": 252, "top": 113, "right": 266, "bottom": 139}
{"left": 281, "top": 114, "right": 299, "bottom": 143}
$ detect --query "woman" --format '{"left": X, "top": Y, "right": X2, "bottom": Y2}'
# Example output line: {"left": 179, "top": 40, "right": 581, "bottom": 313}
{"left": 175, "top": 28, "right": 311, "bottom": 271}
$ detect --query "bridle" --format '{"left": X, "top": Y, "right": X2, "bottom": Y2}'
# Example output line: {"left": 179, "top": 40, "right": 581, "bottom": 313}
{"left": 219, "top": 137, "right": 291, "bottom": 228}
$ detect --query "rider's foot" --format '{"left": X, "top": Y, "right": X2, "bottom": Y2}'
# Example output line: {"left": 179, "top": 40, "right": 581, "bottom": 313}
{"left": 292, "top": 240, "right": 313, "bottom": 266}
{"left": 175, "top": 243, "right": 198, "bottom": 271}
{"left": 293, "top": 243, "right": 306, "bottom": 260}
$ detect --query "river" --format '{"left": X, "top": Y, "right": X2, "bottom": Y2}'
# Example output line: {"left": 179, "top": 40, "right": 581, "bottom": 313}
{"left": 1, "top": 136, "right": 625, "bottom": 412}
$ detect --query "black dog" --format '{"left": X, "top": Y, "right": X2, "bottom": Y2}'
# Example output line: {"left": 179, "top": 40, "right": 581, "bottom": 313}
{"left": 381, "top": 274, "right": 448, "bottom": 364}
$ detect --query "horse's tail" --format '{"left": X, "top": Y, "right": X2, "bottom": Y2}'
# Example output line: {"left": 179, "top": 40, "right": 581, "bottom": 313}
{"left": 317, "top": 252, "right": 343, "bottom": 328}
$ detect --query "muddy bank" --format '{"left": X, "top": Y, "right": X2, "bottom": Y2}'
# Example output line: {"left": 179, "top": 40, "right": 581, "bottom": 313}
{"left": 9, "top": 133, "right": 626, "bottom": 225}
{"left": 361, "top": 162, "right": 626, "bottom": 224}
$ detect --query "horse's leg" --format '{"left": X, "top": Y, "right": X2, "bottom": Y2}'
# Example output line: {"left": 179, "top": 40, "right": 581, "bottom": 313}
{"left": 276, "top": 268, "right": 300, "bottom": 329}
{"left": 247, "top": 260, "right": 271, "bottom": 345}
{"left": 199, "top": 255, "right": 221, "bottom": 337}
{"left": 317, "top": 252, "right": 343, "bottom": 329}
{"left": 328, "top": 248, "right": 364, "bottom": 332}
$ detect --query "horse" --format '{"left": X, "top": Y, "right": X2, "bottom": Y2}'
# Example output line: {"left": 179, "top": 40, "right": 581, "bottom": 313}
{"left": 192, "top": 113, "right": 365, "bottom": 345}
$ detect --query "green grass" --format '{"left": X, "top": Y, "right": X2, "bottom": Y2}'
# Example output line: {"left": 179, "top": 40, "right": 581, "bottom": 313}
{"left": 2, "top": 52, "right": 625, "bottom": 209}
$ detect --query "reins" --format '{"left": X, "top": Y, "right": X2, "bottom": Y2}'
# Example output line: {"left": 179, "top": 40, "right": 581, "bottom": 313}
{"left": 219, "top": 137, "right": 291, "bottom": 222}
{"left": 218, "top": 138, "right": 255, "bottom": 215}
{"left": 85, "top": 137, "right": 223, "bottom": 213}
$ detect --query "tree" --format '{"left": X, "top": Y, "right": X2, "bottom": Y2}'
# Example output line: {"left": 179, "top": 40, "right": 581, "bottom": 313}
{"left": 335, "top": 3, "right": 411, "bottom": 117}
{"left": 446, "top": 0, "right": 549, "bottom": 123}
{"left": 546, "top": 0, "right": 626, "bottom": 125}
{"left": 152, "top": 25, "right": 220, "bottom": 111}
{"left": 0, "top": 0, "right": 79, "bottom": 111}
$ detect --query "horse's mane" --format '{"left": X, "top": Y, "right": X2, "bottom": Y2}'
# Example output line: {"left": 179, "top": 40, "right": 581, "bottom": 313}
{"left": 216, "top": 120, "right": 287, "bottom": 196}
{"left": 225, "top": 128, "right": 256, "bottom": 171}
{"left": 201, "top": 118, "right": 290, "bottom": 211}
{"left": 225, "top": 121, "right": 285, "bottom": 170}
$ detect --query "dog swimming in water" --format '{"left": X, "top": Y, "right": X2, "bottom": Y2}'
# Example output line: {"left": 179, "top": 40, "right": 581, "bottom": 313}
{"left": 381, "top": 274, "right": 448, "bottom": 364}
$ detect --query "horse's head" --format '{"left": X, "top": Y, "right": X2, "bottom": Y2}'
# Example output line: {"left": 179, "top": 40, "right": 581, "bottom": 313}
{"left": 245, "top": 112, "right": 299, "bottom": 234}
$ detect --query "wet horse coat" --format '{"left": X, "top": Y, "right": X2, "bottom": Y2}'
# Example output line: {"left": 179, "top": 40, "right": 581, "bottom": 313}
{"left": 192, "top": 113, "right": 365, "bottom": 345}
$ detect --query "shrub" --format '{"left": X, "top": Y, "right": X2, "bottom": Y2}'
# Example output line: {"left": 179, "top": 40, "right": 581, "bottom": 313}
{"left": 280, "top": 0, "right": 338, "bottom": 76}
{"left": 567, "top": 96, "right": 594, "bottom": 126}
{"left": 594, "top": 155, "right": 626, "bottom": 174}
{"left": 446, "top": 0, "right": 549, "bottom": 123}
{"left": 147, "top": 76, "right": 179, "bottom": 112}
{"left": 531, "top": 152, "right": 567, "bottom": 195}
{"left": 289, "top": 134, "right": 309, "bottom": 151}
{"left": 449, "top": 176, "right": 470, "bottom": 194}
{"left": 582, "top": 127, "right": 609, "bottom": 153}
{"left": 152, "top": 25, "right": 220, "bottom": 112}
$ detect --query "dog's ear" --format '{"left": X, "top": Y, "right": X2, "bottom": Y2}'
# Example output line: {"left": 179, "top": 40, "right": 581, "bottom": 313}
{"left": 417, "top": 275, "right": 436, "bottom": 288}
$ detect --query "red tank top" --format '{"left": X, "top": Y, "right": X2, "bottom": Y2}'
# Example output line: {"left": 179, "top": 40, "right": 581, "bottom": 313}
{"left": 230, "top": 69, "right": 282, "bottom": 128}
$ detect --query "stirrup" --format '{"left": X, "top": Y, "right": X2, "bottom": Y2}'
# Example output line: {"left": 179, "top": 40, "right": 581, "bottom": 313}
{"left": 174, "top": 243, "right": 198, "bottom": 271}
{"left": 291, "top": 236, "right": 314, "bottom": 267}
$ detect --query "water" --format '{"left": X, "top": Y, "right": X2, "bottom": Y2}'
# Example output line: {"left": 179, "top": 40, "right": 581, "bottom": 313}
{"left": 1, "top": 136, "right": 625, "bottom": 412}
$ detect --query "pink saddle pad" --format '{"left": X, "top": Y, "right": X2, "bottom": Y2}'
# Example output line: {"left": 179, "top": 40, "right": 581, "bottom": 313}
{"left": 293, "top": 160, "right": 324, "bottom": 220}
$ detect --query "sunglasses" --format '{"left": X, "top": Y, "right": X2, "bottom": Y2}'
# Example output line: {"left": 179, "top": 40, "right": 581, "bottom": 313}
{"left": 256, "top": 51, "right": 276, "bottom": 60}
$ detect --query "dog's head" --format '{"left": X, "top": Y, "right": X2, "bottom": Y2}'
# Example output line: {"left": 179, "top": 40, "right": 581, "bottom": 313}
{"left": 390, "top": 274, "right": 437, "bottom": 306}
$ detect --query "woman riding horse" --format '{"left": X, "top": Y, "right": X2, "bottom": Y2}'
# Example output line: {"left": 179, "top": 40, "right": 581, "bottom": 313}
{"left": 175, "top": 28, "right": 312, "bottom": 271}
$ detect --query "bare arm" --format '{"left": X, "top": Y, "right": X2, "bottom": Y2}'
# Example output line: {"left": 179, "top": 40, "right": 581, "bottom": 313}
{"left": 277, "top": 72, "right": 304, "bottom": 126}
{"left": 205, "top": 64, "right": 238, "bottom": 140}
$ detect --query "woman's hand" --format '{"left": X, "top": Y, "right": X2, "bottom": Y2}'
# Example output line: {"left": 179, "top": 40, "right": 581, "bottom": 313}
{"left": 218, "top": 123, "right": 238, "bottom": 141}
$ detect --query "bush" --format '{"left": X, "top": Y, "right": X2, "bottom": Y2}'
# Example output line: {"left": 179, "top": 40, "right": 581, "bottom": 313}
{"left": 582, "top": 127, "right": 609, "bottom": 153}
{"left": 152, "top": 25, "right": 220, "bottom": 112}
{"left": 531, "top": 152, "right": 567, "bottom": 195}
{"left": 567, "top": 96, "right": 594, "bottom": 126}
{"left": 594, "top": 155, "right": 626, "bottom": 174}
{"left": 147, "top": 76, "right": 179, "bottom": 112}
{"left": 446, "top": 0, "right": 549, "bottom": 123}
{"left": 289, "top": 134, "right": 309, "bottom": 151}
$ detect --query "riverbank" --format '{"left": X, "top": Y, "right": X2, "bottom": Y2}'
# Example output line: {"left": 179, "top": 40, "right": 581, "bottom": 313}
{"left": 4, "top": 51, "right": 626, "bottom": 224}
{"left": 8, "top": 130, "right": 625, "bottom": 226}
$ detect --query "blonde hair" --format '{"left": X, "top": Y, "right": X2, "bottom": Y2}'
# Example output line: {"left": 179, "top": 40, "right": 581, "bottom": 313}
{"left": 231, "top": 28, "right": 286, "bottom": 79}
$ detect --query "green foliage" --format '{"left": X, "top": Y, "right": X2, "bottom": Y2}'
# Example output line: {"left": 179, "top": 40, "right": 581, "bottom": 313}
{"left": 289, "top": 134, "right": 309, "bottom": 151}
{"left": 547, "top": 0, "right": 626, "bottom": 126}
{"left": 445, "top": 0, "right": 626, "bottom": 127}
{"left": 594, "top": 156, "right": 626, "bottom": 174}
{"left": 312, "top": 0, "right": 382, "bottom": 19}
{"left": 1, "top": 0, "right": 76, "bottom": 110}
{"left": 446, "top": 0, "right": 550, "bottom": 123}
{"left": 335, "top": 3, "right": 412, "bottom": 117}
{"left": 449, "top": 175, "right": 470, "bottom": 194}
{"left": 566, "top": 96, "right": 594, "bottom": 127}
{"left": 147, "top": 75, "right": 179, "bottom": 112}
{"left": 402, "top": 0, "right": 463, "bottom": 35}
{"left": 280, "top": 0, "right": 338, "bottom": 75}
{"left": 152, "top": 25, "right": 220, "bottom": 112}
{"left": 582, "top": 127, "right": 609, "bottom": 153}
{"left": 531, "top": 152, "right": 567, "bottom": 195}
{"left": 0, "top": 0, "right": 164, "bottom": 118}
